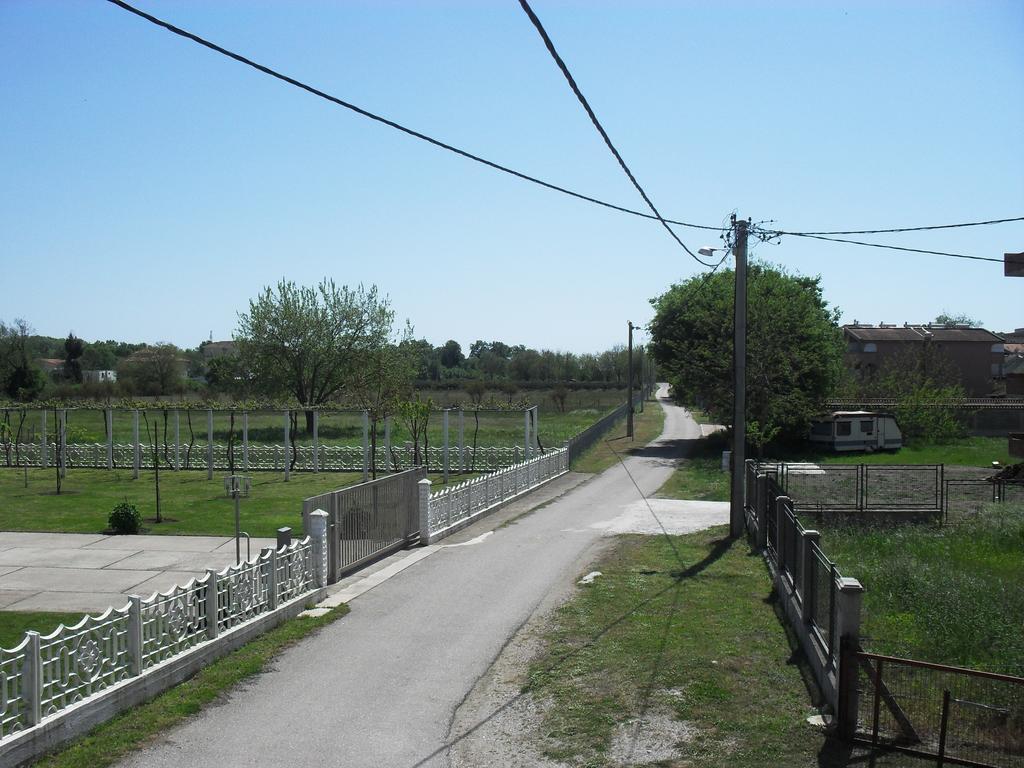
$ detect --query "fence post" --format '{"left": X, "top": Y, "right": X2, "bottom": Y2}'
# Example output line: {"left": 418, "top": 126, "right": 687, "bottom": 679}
{"left": 307, "top": 509, "right": 329, "bottom": 587}
{"left": 241, "top": 411, "right": 248, "bottom": 472}
{"left": 266, "top": 548, "right": 278, "bottom": 610}
{"left": 443, "top": 409, "right": 450, "bottom": 484}
{"left": 173, "top": 409, "right": 180, "bottom": 471}
{"left": 206, "top": 409, "right": 214, "bottom": 480}
{"left": 362, "top": 410, "right": 369, "bottom": 483}
{"left": 312, "top": 410, "right": 319, "bottom": 473}
{"left": 755, "top": 473, "right": 769, "bottom": 550}
{"left": 458, "top": 408, "right": 465, "bottom": 473}
{"left": 132, "top": 409, "right": 140, "bottom": 479}
{"left": 774, "top": 495, "right": 790, "bottom": 565}
{"left": 205, "top": 569, "right": 220, "bottom": 640}
{"left": 835, "top": 577, "right": 865, "bottom": 739}
{"left": 418, "top": 478, "right": 432, "bottom": 545}
{"left": 105, "top": 408, "right": 113, "bottom": 469}
{"left": 128, "top": 595, "right": 143, "bottom": 675}
{"left": 40, "top": 410, "right": 48, "bottom": 469}
{"left": 800, "top": 530, "right": 820, "bottom": 623}
{"left": 384, "top": 417, "right": 392, "bottom": 472}
{"left": 59, "top": 409, "right": 67, "bottom": 478}
{"left": 524, "top": 410, "right": 530, "bottom": 461}
{"left": 24, "top": 630, "right": 42, "bottom": 727}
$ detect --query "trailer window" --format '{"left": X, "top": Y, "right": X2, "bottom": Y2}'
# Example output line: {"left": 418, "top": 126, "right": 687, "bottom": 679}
{"left": 860, "top": 420, "right": 874, "bottom": 435}
{"left": 836, "top": 422, "right": 852, "bottom": 436}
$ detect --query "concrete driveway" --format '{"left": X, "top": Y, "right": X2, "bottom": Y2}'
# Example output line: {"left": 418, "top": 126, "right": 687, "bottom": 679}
{"left": 0, "top": 532, "right": 276, "bottom": 614}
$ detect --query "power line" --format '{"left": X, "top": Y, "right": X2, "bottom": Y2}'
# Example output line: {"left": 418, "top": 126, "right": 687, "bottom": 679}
{"left": 105, "top": 0, "right": 723, "bottom": 241}
{"left": 516, "top": 0, "right": 716, "bottom": 267}
{"left": 768, "top": 231, "right": 1003, "bottom": 263}
{"left": 777, "top": 215, "right": 1024, "bottom": 236}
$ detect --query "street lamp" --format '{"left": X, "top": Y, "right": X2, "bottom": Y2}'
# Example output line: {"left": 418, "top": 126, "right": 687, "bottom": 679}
{"left": 223, "top": 475, "right": 251, "bottom": 564}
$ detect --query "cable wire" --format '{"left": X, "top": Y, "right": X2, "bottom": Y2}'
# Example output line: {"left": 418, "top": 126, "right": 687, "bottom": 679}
{"left": 516, "top": 0, "right": 716, "bottom": 267}
{"left": 769, "top": 231, "right": 1002, "bottom": 263}
{"left": 105, "top": 0, "right": 724, "bottom": 240}
{"left": 778, "top": 215, "right": 1024, "bottom": 236}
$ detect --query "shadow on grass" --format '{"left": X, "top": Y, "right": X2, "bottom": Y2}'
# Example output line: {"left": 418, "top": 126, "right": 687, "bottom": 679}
{"left": 405, "top": 534, "right": 733, "bottom": 768}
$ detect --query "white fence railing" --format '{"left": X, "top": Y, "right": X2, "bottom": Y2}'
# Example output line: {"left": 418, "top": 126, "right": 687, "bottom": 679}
{"left": 0, "top": 532, "right": 324, "bottom": 745}
{"left": 424, "top": 447, "right": 569, "bottom": 541}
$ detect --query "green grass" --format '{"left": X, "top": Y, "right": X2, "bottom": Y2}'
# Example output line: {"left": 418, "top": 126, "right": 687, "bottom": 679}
{"left": 571, "top": 399, "right": 666, "bottom": 474}
{"left": 822, "top": 504, "right": 1024, "bottom": 676}
{"left": 525, "top": 529, "right": 918, "bottom": 767}
{"left": 0, "top": 467, "right": 477, "bottom": 538}
{"left": 0, "top": 611, "right": 83, "bottom": 648}
{"left": 780, "top": 436, "right": 1013, "bottom": 467}
{"left": 656, "top": 432, "right": 731, "bottom": 501}
{"left": 34, "top": 604, "right": 349, "bottom": 768}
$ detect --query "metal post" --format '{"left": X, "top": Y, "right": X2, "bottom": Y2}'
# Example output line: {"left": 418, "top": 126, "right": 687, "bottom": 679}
{"left": 627, "top": 321, "right": 634, "bottom": 438}
{"left": 242, "top": 411, "right": 248, "bottom": 472}
{"left": 730, "top": 215, "right": 749, "bottom": 538}
{"left": 206, "top": 409, "right": 214, "bottom": 480}
{"left": 312, "top": 410, "right": 319, "bottom": 473}
{"left": 105, "top": 408, "right": 113, "bottom": 469}
{"left": 132, "top": 409, "right": 140, "bottom": 479}
{"left": 361, "top": 410, "right": 369, "bottom": 482}
{"left": 443, "top": 409, "right": 450, "bottom": 484}
{"left": 173, "top": 409, "right": 180, "bottom": 471}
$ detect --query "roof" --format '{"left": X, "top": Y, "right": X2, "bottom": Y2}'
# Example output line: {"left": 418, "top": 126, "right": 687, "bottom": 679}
{"left": 844, "top": 324, "right": 1002, "bottom": 343}
{"left": 818, "top": 411, "right": 891, "bottom": 419}
{"left": 1006, "top": 355, "right": 1024, "bottom": 377}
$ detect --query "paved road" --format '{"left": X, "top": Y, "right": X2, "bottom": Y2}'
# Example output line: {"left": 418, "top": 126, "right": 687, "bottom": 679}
{"left": 119, "top": 385, "right": 706, "bottom": 768}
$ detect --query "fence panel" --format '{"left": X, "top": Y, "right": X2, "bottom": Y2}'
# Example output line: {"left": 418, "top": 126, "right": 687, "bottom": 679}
{"left": 855, "top": 652, "right": 1024, "bottom": 768}
{"left": 864, "top": 465, "right": 943, "bottom": 512}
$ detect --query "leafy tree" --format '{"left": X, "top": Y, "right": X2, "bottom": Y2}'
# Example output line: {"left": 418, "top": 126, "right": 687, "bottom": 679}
{"left": 117, "top": 344, "right": 185, "bottom": 395}
{"left": 205, "top": 355, "right": 255, "bottom": 399}
{"left": 438, "top": 340, "right": 464, "bottom": 369}
{"left": 235, "top": 279, "right": 394, "bottom": 433}
{"left": 63, "top": 333, "right": 84, "bottom": 383}
{"left": 649, "top": 262, "right": 844, "bottom": 450}
{"left": 934, "top": 312, "right": 979, "bottom": 326}
{"left": 0, "top": 319, "right": 46, "bottom": 401}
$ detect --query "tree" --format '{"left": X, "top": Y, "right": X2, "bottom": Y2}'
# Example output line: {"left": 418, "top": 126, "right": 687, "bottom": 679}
{"left": 649, "top": 262, "right": 845, "bottom": 450}
{"left": 118, "top": 344, "right": 185, "bottom": 395}
{"left": 236, "top": 279, "right": 394, "bottom": 433}
{"left": 0, "top": 319, "right": 46, "bottom": 401}
{"left": 439, "top": 340, "right": 464, "bottom": 369}
{"left": 63, "top": 333, "right": 84, "bottom": 383}
{"left": 933, "top": 312, "right": 979, "bottom": 327}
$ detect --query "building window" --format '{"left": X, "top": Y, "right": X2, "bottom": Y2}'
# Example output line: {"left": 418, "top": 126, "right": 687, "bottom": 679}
{"left": 836, "top": 422, "right": 852, "bottom": 437}
{"left": 992, "top": 343, "right": 1004, "bottom": 354}
{"left": 863, "top": 343, "right": 877, "bottom": 353}
{"left": 860, "top": 420, "right": 874, "bottom": 435}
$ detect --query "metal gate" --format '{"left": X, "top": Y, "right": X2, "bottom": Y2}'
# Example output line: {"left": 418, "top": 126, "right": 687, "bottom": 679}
{"left": 302, "top": 467, "right": 427, "bottom": 583}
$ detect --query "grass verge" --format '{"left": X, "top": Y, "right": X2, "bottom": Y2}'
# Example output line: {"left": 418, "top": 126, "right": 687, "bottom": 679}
{"left": 0, "top": 612, "right": 83, "bottom": 649}
{"left": 572, "top": 400, "right": 666, "bottom": 475}
{"left": 34, "top": 603, "right": 349, "bottom": 768}
{"left": 779, "top": 436, "right": 1013, "bottom": 467}
{"left": 656, "top": 431, "right": 730, "bottom": 501}
{"left": 525, "top": 529, "right": 921, "bottom": 767}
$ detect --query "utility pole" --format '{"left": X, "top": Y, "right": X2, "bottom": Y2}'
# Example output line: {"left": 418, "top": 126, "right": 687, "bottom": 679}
{"left": 627, "top": 321, "right": 635, "bottom": 438}
{"left": 729, "top": 215, "right": 749, "bottom": 538}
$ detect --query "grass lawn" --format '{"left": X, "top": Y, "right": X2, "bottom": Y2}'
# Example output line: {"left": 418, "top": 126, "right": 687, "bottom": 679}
{"left": 525, "top": 529, "right": 921, "bottom": 767}
{"left": 656, "top": 431, "right": 731, "bottom": 502}
{"left": 779, "top": 436, "right": 1013, "bottom": 467}
{"left": 572, "top": 399, "right": 666, "bottom": 474}
{"left": 34, "top": 604, "right": 349, "bottom": 768}
{"left": 0, "top": 611, "right": 83, "bottom": 649}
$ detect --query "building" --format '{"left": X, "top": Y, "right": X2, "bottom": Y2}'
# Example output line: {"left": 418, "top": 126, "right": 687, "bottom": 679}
{"left": 201, "top": 340, "right": 237, "bottom": 361}
{"left": 36, "top": 358, "right": 64, "bottom": 376}
{"left": 82, "top": 369, "right": 117, "bottom": 383}
{"left": 843, "top": 323, "right": 1005, "bottom": 396}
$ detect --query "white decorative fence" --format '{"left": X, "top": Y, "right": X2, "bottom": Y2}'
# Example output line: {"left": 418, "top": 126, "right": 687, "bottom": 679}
{"left": 422, "top": 447, "right": 569, "bottom": 542}
{"left": 0, "top": 532, "right": 325, "bottom": 753}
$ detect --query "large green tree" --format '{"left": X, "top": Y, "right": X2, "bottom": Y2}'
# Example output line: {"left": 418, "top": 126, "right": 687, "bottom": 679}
{"left": 649, "top": 262, "right": 844, "bottom": 449}
{"left": 235, "top": 279, "right": 394, "bottom": 433}
{"left": 0, "top": 319, "right": 46, "bottom": 401}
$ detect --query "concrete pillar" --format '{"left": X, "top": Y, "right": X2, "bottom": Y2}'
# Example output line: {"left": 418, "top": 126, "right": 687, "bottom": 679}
{"left": 458, "top": 408, "right": 465, "bottom": 473}
{"left": 283, "top": 410, "right": 291, "bottom": 482}
{"left": 836, "top": 577, "right": 865, "bottom": 738}
{"left": 105, "top": 408, "right": 113, "bottom": 470}
{"left": 24, "top": 631, "right": 41, "bottom": 726}
{"left": 533, "top": 406, "right": 539, "bottom": 455}
{"left": 800, "top": 529, "right": 821, "bottom": 624}
{"left": 173, "top": 410, "right": 180, "bottom": 471}
{"left": 312, "top": 410, "right": 319, "bottom": 473}
{"left": 266, "top": 548, "right": 278, "bottom": 610}
{"left": 443, "top": 409, "right": 450, "bottom": 484}
{"left": 384, "top": 417, "right": 392, "bottom": 473}
{"left": 361, "top": 410, "right": 369, "bottom": 482}
{"left": 205, "top": 569, "right": 220, "bottom": 639}
{"left": 524, "top": 410, "right": 530, "bottom": 460}
{"left": 418, "top": 478, "right": 432, "bottom": 545}
{"left": 59, "top": 409, "right": 67, "bottom": 478}
{"left": 755, "top": 474, "right": 769, "bottom": 551}
{"left": 206, "top": 409, "right": 214, "bottom": 480}
{"left": 307, "top": 509, "right": 329, "bottom": 587}
{"left": 242, "top": 411, "right": 248, "bottom": 472}
{"left": 128, "top": 595, "right": 143, "bottom": 676}
{"left": 276, "top": 526, "right": 292, "bottom": 550}
{"left": 40, "top": 410, "right": 47, "bottom": 469}
{"left": 775, "top": 495, "right": 791, "bottom": 565}
{"left": 132, "top": 409, "right": 140, "bottom": 480}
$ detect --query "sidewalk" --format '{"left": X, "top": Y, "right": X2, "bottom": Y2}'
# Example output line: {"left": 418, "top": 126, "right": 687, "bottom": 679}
{"left": 0, "top": 532, "right": 276, "bottom": 613}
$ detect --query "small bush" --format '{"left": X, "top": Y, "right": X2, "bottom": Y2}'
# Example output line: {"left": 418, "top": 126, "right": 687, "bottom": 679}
{"left": 108, "top": 501, "right": 141, "bottom": 535}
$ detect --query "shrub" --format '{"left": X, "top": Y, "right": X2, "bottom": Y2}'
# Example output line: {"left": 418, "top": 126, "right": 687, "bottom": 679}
{"left": 108, "top": 501, "right": 141, "bottom": 535}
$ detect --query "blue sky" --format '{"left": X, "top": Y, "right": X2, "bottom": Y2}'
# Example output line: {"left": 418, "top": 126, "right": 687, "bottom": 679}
{"left": 1, "top": 0, "right": 1022, "bottom": 353}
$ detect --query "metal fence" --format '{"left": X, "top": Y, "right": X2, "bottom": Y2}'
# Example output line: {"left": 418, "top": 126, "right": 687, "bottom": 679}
{"left": 945, "top": 479, "right": 1024, "bottom": 522}
{"left": 302, "top": 467, "right": 426, "bottom": 582}
{"left": 853, "top": 651, "right": 1024, "bottom": 767}
{"left": 758, "top": 462, "right": 944, "bottom": 521}
{"left": 565, "top": 388, "right": 650, "bottom": 465}
{"left": 0, "top": 535, "right": 321, "bottom": 741}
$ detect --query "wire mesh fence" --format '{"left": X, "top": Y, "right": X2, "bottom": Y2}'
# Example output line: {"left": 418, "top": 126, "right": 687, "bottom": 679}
{"left": 854, "top": 651, "right": 1024, "bottom": 767}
